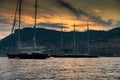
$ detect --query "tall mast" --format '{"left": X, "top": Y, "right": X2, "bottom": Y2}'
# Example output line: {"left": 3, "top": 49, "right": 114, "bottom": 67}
{"left": 87, "top": 21, "right": 90, "bottom": 54}
{"left": 73, "top": 24, "right": 76, "bottom": 54}
{"left": 18, "top": 0, "right": 22, "bottom": 49}
{"left": 33, "top": 0, "right": 37, "bottom": 48}
{"left": 11, "top": 0, "right": 19, "bottom": 34}
{"left": 61, "top": 26, "right": 63, "bottom": 50}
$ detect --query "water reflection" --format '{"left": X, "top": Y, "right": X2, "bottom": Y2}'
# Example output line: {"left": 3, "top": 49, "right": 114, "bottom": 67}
{"left": 0, "top": 57, "right": 120, "bottom": 80}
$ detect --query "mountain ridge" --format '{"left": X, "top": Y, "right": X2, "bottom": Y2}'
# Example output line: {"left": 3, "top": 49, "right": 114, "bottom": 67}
{"left": 0, "top": 27, "right": 120, "bottom": 56}
{"left": 0, "top": 27, "right": 120, "bottom": 48}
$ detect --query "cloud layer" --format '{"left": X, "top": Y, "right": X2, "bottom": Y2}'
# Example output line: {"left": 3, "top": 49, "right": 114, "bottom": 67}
{"left": 0, "top": 0, "right": 120, "bottom": 39}
{"left": 39, "top": 22, "right": 68, "bottom": 28}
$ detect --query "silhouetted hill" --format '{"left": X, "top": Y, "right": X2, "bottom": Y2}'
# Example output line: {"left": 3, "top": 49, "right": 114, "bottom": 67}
{"left": 0, "top": 27, "right": 120, "bottom": 48}
{"left": 0, "top": 27, "right": 120, "bottom": 56}
{"left": 0, "top": 28, "right": 61, "bottom": 48}
{"left": 107, "top": 27, "right": 120, "bottom": 38}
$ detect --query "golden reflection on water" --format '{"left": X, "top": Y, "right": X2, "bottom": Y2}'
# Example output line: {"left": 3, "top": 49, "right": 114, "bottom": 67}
{"left": 61, "top": 58, "right": 76, "bottom": 79}
{"left": 0, "top": 57, "right": 120, "bottom": 80}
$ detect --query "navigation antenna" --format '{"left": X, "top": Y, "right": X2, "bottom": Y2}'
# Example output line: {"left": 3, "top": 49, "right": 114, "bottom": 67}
{"left": 11, "top": 0, "right": 19, "bottom": 34}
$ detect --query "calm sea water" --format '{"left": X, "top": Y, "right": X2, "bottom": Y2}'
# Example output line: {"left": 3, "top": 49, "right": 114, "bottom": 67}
{"left": 0, "top": 57, "right": 120, "bottom": 80}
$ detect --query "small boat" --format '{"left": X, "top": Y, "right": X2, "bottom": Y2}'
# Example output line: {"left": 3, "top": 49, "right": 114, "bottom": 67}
{"left": 52, "top": 23, "right": 99, "bottom": 58}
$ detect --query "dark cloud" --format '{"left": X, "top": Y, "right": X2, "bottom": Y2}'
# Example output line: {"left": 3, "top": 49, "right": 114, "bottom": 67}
{"left": 56, "top": 0, "right": 90, "bottom": 17}
{"left": 115, "top": 0, "right": 120, "bottom": 6}
{"left": 56, "top": 0, "right": 114, "bottom": 26}
{"left": 90, "top": 16, "right": 113, "bottom": 26}
{"left": 115, "top": 21, "right": 120, "bottom": 27}
{"left": 39, "top": 22, "right": 68, "bottom": 28}
{"left": 0, "top": 19, "right": 10, "bottom": 24}
{"left": 56, "top": 0, "right": 80, "bottom": 17}
{"left": 0, "top": 27, "right": 10, "bottom": 31}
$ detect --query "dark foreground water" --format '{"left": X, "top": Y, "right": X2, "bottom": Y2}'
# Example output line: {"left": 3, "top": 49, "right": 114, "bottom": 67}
{"left": 0, "top": 57, "right": 120, "bottom": 80}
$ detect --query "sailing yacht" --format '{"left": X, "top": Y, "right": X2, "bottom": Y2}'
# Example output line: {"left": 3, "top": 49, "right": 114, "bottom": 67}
{"left": 7, "top": 0, "right": 49, "bottom": 59}
{"left": 52, "top": 23, "right": 98, "bottom": 58}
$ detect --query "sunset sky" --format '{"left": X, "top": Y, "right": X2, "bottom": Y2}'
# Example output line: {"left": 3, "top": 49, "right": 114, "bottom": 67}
{"left": 0, "top": 0, "right": 120, "bottom": 39}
